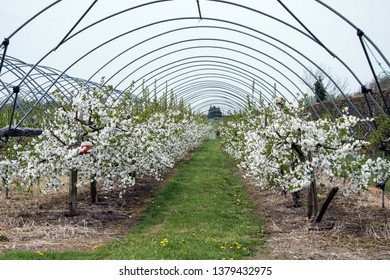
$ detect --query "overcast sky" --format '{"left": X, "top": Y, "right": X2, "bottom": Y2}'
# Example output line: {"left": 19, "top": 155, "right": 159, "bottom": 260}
{"left": 1, "top": 0, "right": 389, "bottom": 112}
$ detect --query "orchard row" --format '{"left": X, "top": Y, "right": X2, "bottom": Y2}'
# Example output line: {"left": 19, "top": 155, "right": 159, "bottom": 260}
{"left": 221, "top": 98, "right": 389, "bottom": 218}
{"left": 0, "top": 83, "right": 212, "bottom": 201}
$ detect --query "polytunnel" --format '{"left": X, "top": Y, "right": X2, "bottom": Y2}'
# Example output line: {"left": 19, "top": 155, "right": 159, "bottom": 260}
{"left": 1, "top": 0, "right": 389, "bottom": 145}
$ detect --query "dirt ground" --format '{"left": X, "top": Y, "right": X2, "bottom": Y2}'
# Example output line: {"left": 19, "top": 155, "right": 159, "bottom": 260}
{"left": 0, "top": 161, "right": 389, "bottom": 259}
{"left": 0, "top": 170, "right": 177, "bottom": 254}
{"left": 247, "top": 182, "right": 390, "bottom": 260}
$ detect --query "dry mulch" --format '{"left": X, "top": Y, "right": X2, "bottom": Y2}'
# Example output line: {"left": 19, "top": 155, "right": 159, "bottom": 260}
{"left": 246, "top": 181, "right": 390, "bottom": 260}
{"left": 0, "top": 170, "right": 177, "bottom": 254}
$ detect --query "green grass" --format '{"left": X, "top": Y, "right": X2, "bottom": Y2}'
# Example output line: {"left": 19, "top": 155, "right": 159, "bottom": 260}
{"left": 0, "top": 139, "right": 265, "bottom": 260}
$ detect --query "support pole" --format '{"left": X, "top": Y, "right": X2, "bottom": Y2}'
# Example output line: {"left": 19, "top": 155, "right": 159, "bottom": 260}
{"left": 361, "top": 86, "right": 378, "bottom": 130}
{"left": 8, "top": 86, "right": 20, "bottom": 134}
{"left": 54, "top": 0, "right": 98, "bottom": 50}
{"left": 196, "top": 0, "right": 203, "bottom": 20}
{"left": 6, "top": 0, "right": 62, "bottom": 40}
{"left": 315, "top": 0, "right": 390, "bottom": 69}
{"left": 358, "top": 29, "right": 390, "bottom": 117}
{"left": 315, "top": 187, "right": 339, "bottom": 223}
{"left": 376, "top": 177, "right": 389, "bottom": 209}
{"left": 0, "top": 38, "right": 9, "bottom": 75}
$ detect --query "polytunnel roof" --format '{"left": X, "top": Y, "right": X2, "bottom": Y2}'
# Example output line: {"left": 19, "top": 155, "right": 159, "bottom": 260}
{"left": 1, "top": 0, "right": 389, "bottom": 129}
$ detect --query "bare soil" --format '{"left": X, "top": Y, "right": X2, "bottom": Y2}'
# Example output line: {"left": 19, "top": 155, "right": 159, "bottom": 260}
{"left": 1, "top": 158, "right": 389, "bottom": 259}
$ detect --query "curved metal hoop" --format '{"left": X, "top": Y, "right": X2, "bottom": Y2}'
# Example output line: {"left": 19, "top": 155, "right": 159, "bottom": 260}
{"left": 1, "top": 0, "right": 388, "bottom": 133}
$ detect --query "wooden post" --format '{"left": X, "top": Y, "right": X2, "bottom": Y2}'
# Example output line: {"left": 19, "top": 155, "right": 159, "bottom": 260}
{"left": 69, "top": 169, "right": 78, "bottom": 216}
{"left": 315, "top": 187, "right": 339, "bottom": 223}
{"left": 376, "top": 180, "right": 387, "bottom": 209}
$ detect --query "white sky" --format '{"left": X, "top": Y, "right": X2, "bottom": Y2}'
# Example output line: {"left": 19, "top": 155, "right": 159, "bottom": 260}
{"left": 1, "top": 0, "right": 389, "bottom": 112}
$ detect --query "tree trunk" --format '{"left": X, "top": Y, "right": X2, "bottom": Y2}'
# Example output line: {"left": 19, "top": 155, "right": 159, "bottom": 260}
{"left": 91, "top": 178, "right": 97, "bottom": 204}
{"left": 290, "top": 159, "right": 301, "bottom": 207}
{"left": 292, "top": 191, "right": 301, "bottom": 207}
{"left": 315, "top": 187, "right": 339, "bottom": 223}
{"left": 5, "top": 185, "right": 10, "bottom": 199}
{"left": 382, "top": 189, "right": 385, "bottom": 209}
{"left": 306, "top": 152, "right": 318, "bottom": 220}
{"left": 69, "top": 169, "right": 78, "bottom": 216}
{"left": 3, "top": 168, "right": 10, "bottom": 199}
{"left": 307, "top": 176, "right": 319, "bottom": 220}
{"left": 313, "top": 179, "right": 319, "bottom": 215}
{"left": 307, "top": 182, "right": 313, "bottom": 219}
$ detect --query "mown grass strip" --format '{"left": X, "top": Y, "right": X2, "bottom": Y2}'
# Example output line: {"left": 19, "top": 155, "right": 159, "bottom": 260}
{"left": 0, "top": 139, "right": 265, "bottom": 260}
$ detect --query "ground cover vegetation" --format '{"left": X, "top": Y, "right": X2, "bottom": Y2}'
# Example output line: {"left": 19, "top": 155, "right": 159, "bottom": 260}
{"left": 0, "top": 140, "right": 265, "bottom": 259}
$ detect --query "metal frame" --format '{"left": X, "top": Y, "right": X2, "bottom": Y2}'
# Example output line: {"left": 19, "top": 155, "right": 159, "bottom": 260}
{"left": 1, "top": 0, "right": 388, "bottom": 138}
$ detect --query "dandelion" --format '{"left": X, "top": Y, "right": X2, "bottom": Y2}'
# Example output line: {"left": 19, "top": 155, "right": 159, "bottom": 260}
{"left": 160, "top": 238, "right": 169, "bottom": 247}
{"left": 92, "top": 244, "right": 102, "bottom": 250}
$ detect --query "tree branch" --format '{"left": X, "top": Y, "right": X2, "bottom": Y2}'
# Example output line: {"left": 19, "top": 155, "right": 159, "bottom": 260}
{"left": 49, "top": 131, "right": 67, "bottom": 146}
{"left": 291, "top": 143, "right": 305, "bottom": 162}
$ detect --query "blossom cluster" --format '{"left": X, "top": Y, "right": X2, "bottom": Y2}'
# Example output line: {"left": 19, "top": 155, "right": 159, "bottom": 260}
{"left": 221, "top": 98, "right": 389, "bottom": 193}
{"left": 1, "top": 84, "right": 211, "bottom": 193}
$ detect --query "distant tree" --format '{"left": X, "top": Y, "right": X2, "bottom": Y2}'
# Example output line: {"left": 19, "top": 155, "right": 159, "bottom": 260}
{"left": 208, "top": 106, "right": 223, "bottom": 120}
{"left": 314, "top": 77, "right": 327, "bottom": 102}
{"left": 302, "top": 65, "right": 349, "bottom": 103}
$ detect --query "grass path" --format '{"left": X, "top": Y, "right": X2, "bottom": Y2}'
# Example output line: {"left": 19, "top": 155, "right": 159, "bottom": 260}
{"left": 0, "top": 139, "right": 265, "bottom": 260}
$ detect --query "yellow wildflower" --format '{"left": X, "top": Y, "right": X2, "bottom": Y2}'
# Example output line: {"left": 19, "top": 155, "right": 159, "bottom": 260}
{"left": 160, "top": 238, "right": 169, "bottom": 247}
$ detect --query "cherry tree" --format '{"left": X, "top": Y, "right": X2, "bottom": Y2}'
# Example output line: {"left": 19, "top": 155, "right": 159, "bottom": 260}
{"left": 5, "top": 82, "right": 211, "bottom": 215}
{"left": 222, "top": 98, "right": 389, "bottom": 221}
